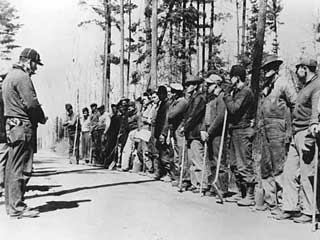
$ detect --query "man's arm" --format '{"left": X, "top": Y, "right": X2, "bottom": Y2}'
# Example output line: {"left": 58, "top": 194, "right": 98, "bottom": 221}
{"left": 184, "top": 95, "right": 206, "bottom": 133}
{"left": 168, "top": 99, "right": 188, "bottom": 122}
{"left": 223, "top": 88, "right": 250, "bottom": 115}
{"left": 16, "top": 77, "right": 46, "bottom": 124}
{"left": 311, "top": 87, "right": 320, "bottom": 126}
{"left": 208, "top": 95, "right": 226, "bottom": 136}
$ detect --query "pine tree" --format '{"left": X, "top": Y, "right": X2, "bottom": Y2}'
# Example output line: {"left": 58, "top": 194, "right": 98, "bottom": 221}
{"left": 0, "top": 0, "right": 22, "bottom": 60}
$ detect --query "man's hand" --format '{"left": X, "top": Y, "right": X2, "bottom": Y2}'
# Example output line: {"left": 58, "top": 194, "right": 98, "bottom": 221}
{"left": 200, "top": 131, "right": 209, "bottom": 142}
{"left": 309, "top": 124, "right": 320, "bottom": 137}
{"left": 179, "top": 127, "right": 184, "bottom": 135}
{"left": 159, "top": 134, "right": 165, "bottom": 144}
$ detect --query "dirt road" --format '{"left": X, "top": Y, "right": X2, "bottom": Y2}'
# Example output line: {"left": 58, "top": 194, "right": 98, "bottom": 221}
{"left": 0, "top": 151, "right": 319, "bottom": 240}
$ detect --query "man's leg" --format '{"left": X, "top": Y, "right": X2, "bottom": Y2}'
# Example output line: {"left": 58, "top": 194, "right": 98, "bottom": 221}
{"left": 273, "top": 136, "right": 301, "bottom": 220}
{"left": 189, "top": 140, "right": 209, "bottom": 191}
{"left": 295, "top": 130, "right": 315, "bottom": 221}
{"left": 262, "top": 121, "right": 287, "bottom": 208}
{"left": 121, "top": 130, "right": 136, "bottom": 170}
{"left": 5, "top": 140, "right": 33, "bottom": 217}
{"left": 232, "top": 128, "right": 255, "bottom": 206}
{"left": 211, "top": 136, "right": 228, "bottom": 195}
{"left": 68, "top": 133, "right": 75, "bottom": 161}
{"left": 0, "top": 143, "right": 9, "bottom": 197}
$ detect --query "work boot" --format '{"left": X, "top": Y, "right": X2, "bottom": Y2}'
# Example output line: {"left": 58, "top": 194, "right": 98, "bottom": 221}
{"left": 237, "top": 184, "right": 255, "bottom": 207}
{"left": 272, "top": 210, "right": 301, "bottom": 220}
{"left": 225, "top": 192, "right": 242, "bottom": 203}
{"left": 293, "top": 214, "right": 312, "bottom": 224}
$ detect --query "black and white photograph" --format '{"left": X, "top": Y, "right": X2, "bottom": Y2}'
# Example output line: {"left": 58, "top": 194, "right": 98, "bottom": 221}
{"left": 1, "top": 0, "right": 320, "bottom": 239}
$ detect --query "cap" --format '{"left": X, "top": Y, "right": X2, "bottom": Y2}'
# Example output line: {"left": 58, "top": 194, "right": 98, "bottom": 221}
{"left": 65, "top": 103, "right": 72, "bottom": 110}
{"left": 185, "top": 75, "right": 203, "bottom": 86}
{"left": 296, "top": 58, "right": 318, "bottom": 69}
{"left": 169, "top": 83, "right": 183, "bottom": 91}
{"left": 98, "top": 105, "right": 105, "bottom": 111}
{"left": 90, "top": 103, "right": 97, "bottom": 108}
{"left": 20, "top": 48, "right": 43, "bottom": 66}
{"left": 261, "top": 55, "right": 283, "bottom": 70}
{"left": 230, "top": 65, "right": 246, "bottom": 82}
{"left": 118, "top": 97, "right": 129, "bottom": 106}
{"left": 205, "top": 74, "right": 223, "bottom": 85}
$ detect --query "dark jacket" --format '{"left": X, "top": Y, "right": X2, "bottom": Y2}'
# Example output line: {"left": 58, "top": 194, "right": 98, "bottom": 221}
{"left": 3, "top": 64, "right": 46, "bottom": 125}
{"left": 184, "top": 90, "right": 206, "bottom": 141}
{"left": 154, "top": 98, "right": 170, "bottom": 139}
{"left": 292, "top": 74, "right": 320, "bottom": 133}
{"left": 0, "top": 76, "right": 6, "bottom": 143}
{"left": 203, "top": 90, "right": 226, "bottom": 137}
{"left": 64, "top": 112, "right": 81, "bottom": 134}
{"left": 90, "top": 110, "right": 101, "bottom": 132}
{"left": 168, "top": 96, "right": 188, "bottom": 132}
{"left": 223, "top": 85, "right": 254, "bottom": 129}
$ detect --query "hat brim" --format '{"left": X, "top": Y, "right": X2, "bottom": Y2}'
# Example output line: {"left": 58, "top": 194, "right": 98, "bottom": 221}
{"left": 261, "top": 59, "right": 283, "bottom": 70}
{"left": 185, "top": 80, "right": 203, "bottom": 86}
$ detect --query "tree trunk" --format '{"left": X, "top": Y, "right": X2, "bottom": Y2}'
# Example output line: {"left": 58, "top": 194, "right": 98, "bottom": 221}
{"left": 150, "top": 0, "right": 158, "bottom": 89}
{"left": 169, "top": 17, "right": 173, "bottom": 82}
{"left": 102, "top": 0, "right": 111, "bottom": 108}
{"left": 236, "top": 0, "right": 240, "bottom": 61}
{"left": 181, "top": 0, "right": 187, "bottom": 85}
{"left": 272, "top": 0, "right": 278, "bottom": 55}
{"left": 208, "top": 0, "right": 214, "bottom": 71}
{"left": 202, "top": 0, "right": 206, "bottom": 73}
{"left": 144, "top": 0, "right": 151, "bottom": 90}
{"left": 120, "top": 0, "right": 125, "bottom": 97}
{"left": 250, "top": 0, "right": 267, "bottom": 110}
{"left": 241, "top": 0, "right": 247, "bottom": 56}
{"left": 158, "top": 0, "right": 175, "bottom": 48}
{"left": 127, "top": 0, "right": 132, "bottom": 97}
{"left": 196, "top": 0, "right": 200, "bottom": 74}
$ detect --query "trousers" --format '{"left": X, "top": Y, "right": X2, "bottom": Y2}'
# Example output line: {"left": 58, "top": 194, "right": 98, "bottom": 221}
{"left": 5, "top": 120, "right": 34, "bottom": 216}
{"left": 229, "top": 127, "right": 255, "bottom": 185}
{"left": 188, "top": 139, "right": 211, "bottom": 189}
{"left": 282, "top": 129, "right": 318, "bottom": 215}
{"left": 0, "top": 143, "right": 9, "bottom": 196}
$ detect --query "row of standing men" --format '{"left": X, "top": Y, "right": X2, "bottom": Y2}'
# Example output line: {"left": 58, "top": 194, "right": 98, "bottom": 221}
{"left": 63, "top": 55, "right": 320, "bottom": 224}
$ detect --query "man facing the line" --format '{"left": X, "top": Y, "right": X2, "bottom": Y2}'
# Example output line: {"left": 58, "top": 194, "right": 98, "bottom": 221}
{"left": 3, "top": 48, "right": 47, "bottom": 218}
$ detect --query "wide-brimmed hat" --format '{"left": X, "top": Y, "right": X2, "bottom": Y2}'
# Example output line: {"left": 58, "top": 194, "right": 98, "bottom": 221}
{"left": 169, "top": 83, "right": 183, "bottom": 91}
{"left": 261, "top": 55, "right": 283, "bottom": 70}
{"left": 118, "top": 97, "right": 130, "bottom": 106}
{"left": 296, "top": 57, "right": 318, "bottom": 69}
{"left": 205, "top": 74, "right": 223, "bottom": 85}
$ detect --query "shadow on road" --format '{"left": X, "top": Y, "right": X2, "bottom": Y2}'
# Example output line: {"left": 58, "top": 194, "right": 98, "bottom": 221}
{"left": 0, "top": 179, "right": 156, "bottom": 205}
{"left": 35, "top": 199, "right": 91, "bottom": 213}
{"left": 26, "top": 179, "right": 157, "bottom": 199}
{"left": 32, "top": 167, "right": 106, "bottom": 177}
{"left": 27, "top": 185, "right": 62, "bottom": 192}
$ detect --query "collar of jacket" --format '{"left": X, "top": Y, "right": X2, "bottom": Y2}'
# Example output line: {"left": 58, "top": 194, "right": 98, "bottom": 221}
{"left": 12, "top": 63, "right": 27, "bottom": 73}
{"left": 304, "top": 74, "right": 318, "bottom": 86}
{"left": 192, "top": 90, "right": 204, "bottom": 99}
